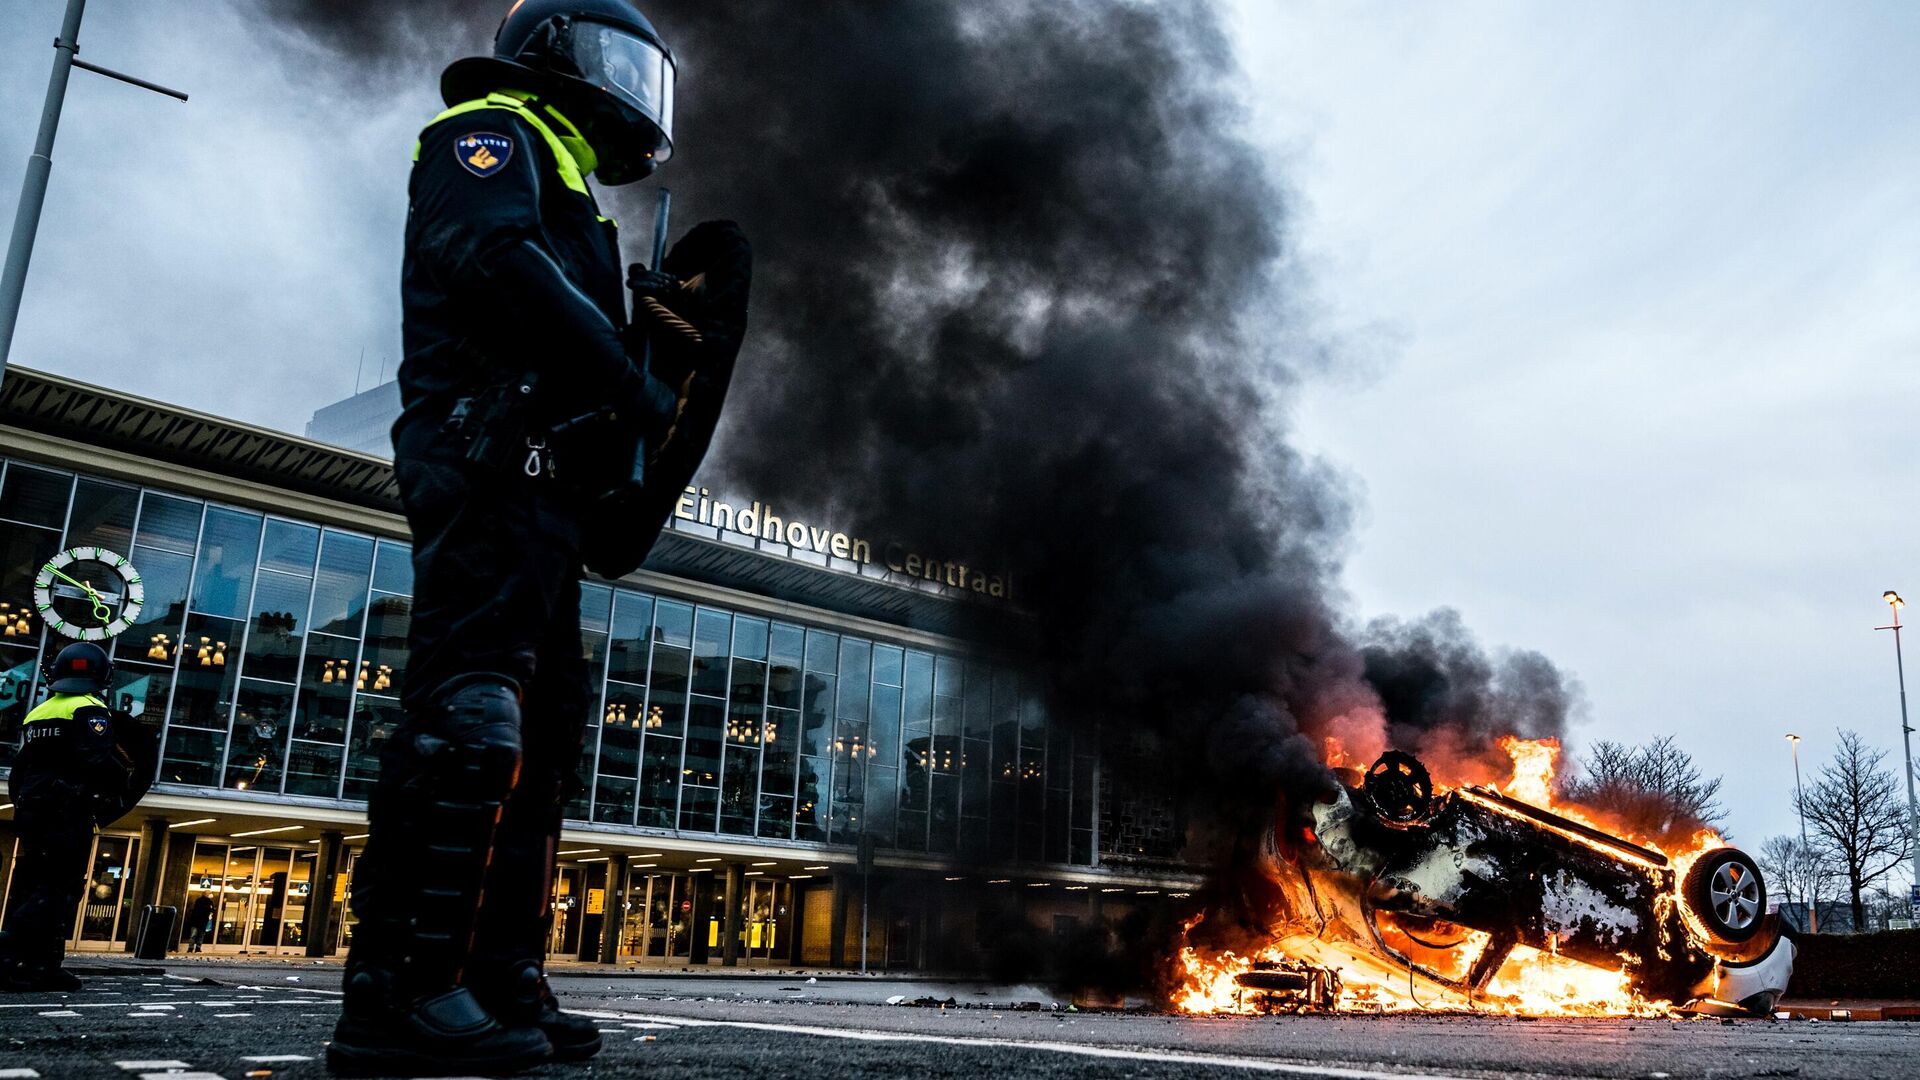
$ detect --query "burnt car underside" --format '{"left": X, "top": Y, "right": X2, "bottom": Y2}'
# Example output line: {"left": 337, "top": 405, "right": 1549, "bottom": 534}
{"left": 1254, "top": 751, "right": 1792, "bottom": 1014}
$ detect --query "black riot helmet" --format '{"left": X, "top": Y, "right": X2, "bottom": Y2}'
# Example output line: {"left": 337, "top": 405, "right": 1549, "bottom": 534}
{"left": 45, "top": 641, "right": 113, "bottom": 696}
{"left": 443, "top": 0, "right": 676, "bottom": 185}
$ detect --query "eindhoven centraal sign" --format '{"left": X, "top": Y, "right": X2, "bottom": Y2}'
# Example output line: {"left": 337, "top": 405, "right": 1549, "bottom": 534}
{"left": 673, "top": 486, "right": 1013, "bottom": 600}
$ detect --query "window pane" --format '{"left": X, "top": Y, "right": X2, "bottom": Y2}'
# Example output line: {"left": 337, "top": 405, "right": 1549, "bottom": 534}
{"left": 903, "top": 652, "right": 933, "bottom": 733}
{"left": 964, "top": 663, "right": 992, "bottom": 739}
{"left": 285, "top": 740, "right": 344, "bottom": 798}
{"left": 803, "top": 629, "right": 837, "bottom": 673}
{"left": 836, "top": 639, "right": 870, "bottom": 722}
{"left": 769, "top": 622, "right": 803, "bottom": 668}
{"left": 311, "top": 532, "right": 374, "bottom": 636}
{"left": 767, "top": 650, "right": 801, "bottom": 712}
{"left": 600, "top": 681, "right": 646, "bottom": 742}
{"left": 720, "top": 747, "right": 757, "bottom": 835}
{"left": 756, "top": 795, "right": 794, "bottom": 840}
{"left": 160, "top": 725, "right": 225, "bottom": 787}
{"left": 796, "top": 757, "right": 828, "bottom": 842}
{"left": 760, "top": 710, "right": 798, "bottom": 796}
{"left": 647, "top": 644, "right": 689, "bottom": 736}
{"left": 799, "top": 673, "right": 834, "bottom": 756}
{"left": 0, "top": 643, "right": 41, "bottom": 763}
{"left": 360, "top": 594, "right": 409, "bottom": 700}
{"left": 872, "top": 645, "right": 903, "bottom": 687}
{"left": 242, "top": 571, "right": 312, "bottom": 684}
{"left": 169, "top": 614, "right": 244, "bottom": 730}
{"left": 371, "top": 540, "right": 413, "bottom": 595}
{"left": 678, "top": 785, "right": 718, "bottom": 833}
{"left": 608, "top": 592, "right": 653, "bottom": 684}
{"left": 683, "top": 696, "right": 723, "bottom": 788}
{"left": 732, "top": 615, "right": 768, "bottom": 661}
{"left": 259, "top": 520, "right": 319, "bottom": 575}
{"left": 931, "top": 773, "right": 959, "bottom": 854}
{"left": 0, "top": 521, "right": 59, "bottom": 642}
{"left": 637, "top": 736, "right": 681, "bottom": 827}
{"left": 228, "top": 678, "right": 292, "bottom": 792}
{"left": 344, "top": 695, "right": 403, "bottom": 801}
{"left": 865, "top": 766, "right": 897, "bottom": 847}
{"left": 65, "top": 479, "right": 137, "bottom": 553}
{"left": 189, "top": 508, "right": 262, "bottom": 619}
{"left": 690, "top": 610, "right": 730, "bottom": 697}
{"left": 294, "top": 633, "right": 355, "bottom": 743}
{"left": 0, "top": 463, "right": 70, "bottom": 527}
{"left": 107, "top": 660, "right": 171, "bottom": 722}
{"left": 652, "top": 599, "right": 692, "bottom": 647}
{"left": 598, "top": 708, "right": 641, "bottom": 778}
{"left": 580, "top": 582, "right": 612, "bottom": 634}
{"left": 869, "top": 684, "right": 902, "bottom": 770}
{"left": 119, "top": 545, "right": 190, "bottom": 659}
{"left": 594, "top": 774, "right": 637, "bottom": 825}
{"left": 135, "top": 493, "right": 203, "bottom": 553}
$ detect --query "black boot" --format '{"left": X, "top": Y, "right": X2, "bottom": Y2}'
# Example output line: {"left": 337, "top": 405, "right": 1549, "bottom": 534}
{"left": 470, "top": 957, "right": 602, "bottom": 1062}
{"left": 329, "top": 678, "right": 548, "bottom": 1076}
{"left": 329, "top": 964, "right": 551, "bottom": 1077}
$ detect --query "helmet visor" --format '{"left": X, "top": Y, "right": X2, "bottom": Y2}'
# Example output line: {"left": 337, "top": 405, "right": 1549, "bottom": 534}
{"left": 573, "top": 24, "right": 674, "bottom": 161}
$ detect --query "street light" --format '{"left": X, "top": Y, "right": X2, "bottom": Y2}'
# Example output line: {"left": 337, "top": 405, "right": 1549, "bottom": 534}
{"left": 1787, "top": 733, "right": 1817, "bottom": 933}
{"left": 1875, "top": 590, "right": 1920, "bottom": 915}
{"left": 0, "top": 0, "right": 188, "bottom": 383}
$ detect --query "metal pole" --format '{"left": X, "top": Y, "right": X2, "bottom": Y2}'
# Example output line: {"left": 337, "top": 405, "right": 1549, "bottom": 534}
{"left": 1790, "top": 735, "right": 1816, "bottom": 933}
{"left": 0, "top": 0, "right": 87, "bottom": 380}
{"left": 1894, "top": 614, "right": 1920, "bottom": 902}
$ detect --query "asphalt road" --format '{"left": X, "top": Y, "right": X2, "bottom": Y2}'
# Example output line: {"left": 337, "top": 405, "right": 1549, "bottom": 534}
{"left": 0, "top": 959, "right": 1910, "bottom": 1079}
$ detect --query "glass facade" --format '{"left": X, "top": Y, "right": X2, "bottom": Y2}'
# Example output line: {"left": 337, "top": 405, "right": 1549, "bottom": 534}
{"left": 0, "top": 456, "right": 1097, "bottom": 866}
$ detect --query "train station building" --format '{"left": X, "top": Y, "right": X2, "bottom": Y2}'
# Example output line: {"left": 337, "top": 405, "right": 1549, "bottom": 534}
{"left": 0, "top": 366, "right": 1196, "bottom": 966}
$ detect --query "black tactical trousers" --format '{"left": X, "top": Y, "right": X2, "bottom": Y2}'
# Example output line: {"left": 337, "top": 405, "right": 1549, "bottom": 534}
{"left": 348, "top": 443, "right": 591, "bottom": 994}
{"left": 1, "top": 771, "right": 95, "bottom": 969}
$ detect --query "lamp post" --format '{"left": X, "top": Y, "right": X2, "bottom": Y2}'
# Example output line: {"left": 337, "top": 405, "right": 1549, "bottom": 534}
{"left": 1875, "top": 591, "right": 1920, "bottom": 909}
{"left": 0, "top": 0, "right": 187, "bottom": 383}
{"left": 1787, "top": 733, "right": 1817, "bottom": 933}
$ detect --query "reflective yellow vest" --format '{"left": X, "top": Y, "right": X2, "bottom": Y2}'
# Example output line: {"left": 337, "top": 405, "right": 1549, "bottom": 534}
{"left": 23, "top": 693, "right": 106, "bottom": 726}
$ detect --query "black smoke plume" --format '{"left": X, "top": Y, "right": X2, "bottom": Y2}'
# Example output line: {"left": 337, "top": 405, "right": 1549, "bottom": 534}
{"left": 262, "top": 0, "right": 1580, "bottom": 990}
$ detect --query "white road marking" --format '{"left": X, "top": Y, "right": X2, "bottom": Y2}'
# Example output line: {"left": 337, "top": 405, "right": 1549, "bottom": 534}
{"left": 588, "top": 1012, "right": 1491, "bottom": 1080}
{"left": 115, "top": 1063, "right": 190, "bottom": 1071}
{"left": 140, "top": 1073, "right": 223, "bottom": 1080}
{"left": 241, "top": 1057, "right": 312, "bottom": 1063}
{"left": 0, "top": 1069, "right": 41, "bottom": 1078}
{"left": 37, "top": 1010, "right": 80, "bottom": 1017}
{"left": 136, "top": 1004, "right": 175, "bottom": 1011}
{"left": 215, "top": 1013, "right": 253, "bottom": 1018}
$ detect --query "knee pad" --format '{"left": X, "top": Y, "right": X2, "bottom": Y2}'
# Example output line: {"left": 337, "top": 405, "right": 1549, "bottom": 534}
{"left": 411, "top": 676, "right": 525, "bottom": 804}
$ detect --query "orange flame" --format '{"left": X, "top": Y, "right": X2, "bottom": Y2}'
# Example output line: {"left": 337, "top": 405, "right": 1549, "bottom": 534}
{"left": 1175, "top": 735, "right": 1724, "bottom": 1017}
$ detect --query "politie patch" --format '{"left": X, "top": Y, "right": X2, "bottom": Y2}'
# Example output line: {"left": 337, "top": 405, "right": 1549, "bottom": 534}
{"left": 88, "top": 716, "right": 107, "bottom": 736}
{"left": 455, "top": 132, "right": 513, "bottom": 178}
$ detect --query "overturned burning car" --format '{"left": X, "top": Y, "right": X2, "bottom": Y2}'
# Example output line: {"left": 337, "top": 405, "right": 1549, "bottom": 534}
{"left": 1191, "top": 746, "right": 1794, "bottom": 1017}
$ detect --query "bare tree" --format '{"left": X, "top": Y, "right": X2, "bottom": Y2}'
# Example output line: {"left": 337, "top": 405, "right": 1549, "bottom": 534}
{"left": 1795, "top": 730, "right": 1911, "bottom": 931}
{"left": 1757, "top": 834, "right": 1834, "bottom": 932}
{"left": 1565, "top": 735, "right": 1727, "bottom": 843}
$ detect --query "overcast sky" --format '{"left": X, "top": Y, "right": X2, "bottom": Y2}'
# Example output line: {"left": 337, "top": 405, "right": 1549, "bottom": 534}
{"left": 3, "top": 1, "right": 1916, "bottom": 871}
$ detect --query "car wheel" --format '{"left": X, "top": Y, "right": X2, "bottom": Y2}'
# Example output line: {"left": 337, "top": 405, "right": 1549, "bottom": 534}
{"left": 1683, "top": 847, "right": 1765, "bottom": 944}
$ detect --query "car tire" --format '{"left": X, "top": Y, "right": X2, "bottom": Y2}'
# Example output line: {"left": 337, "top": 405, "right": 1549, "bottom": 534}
{"left": 1683, "top": 847, "right": 1766, "bottom": 945}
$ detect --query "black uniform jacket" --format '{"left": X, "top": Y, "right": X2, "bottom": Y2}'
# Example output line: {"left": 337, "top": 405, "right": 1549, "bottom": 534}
{"left": 9, "top": 695, "right": 151, "bottom": 824}
{"left": 395, "top": 106, "right": 639, "bottom": 458}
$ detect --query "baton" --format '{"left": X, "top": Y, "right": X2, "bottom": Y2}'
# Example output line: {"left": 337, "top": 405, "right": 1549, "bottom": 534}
{"left": 625, "top": 186, "right": 672, "bottom": 489}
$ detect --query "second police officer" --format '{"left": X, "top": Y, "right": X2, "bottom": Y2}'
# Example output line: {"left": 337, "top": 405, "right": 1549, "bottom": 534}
{"left": 331, "top": 0, "right": 749, "bottom": 1074}
{"left": 0, "top": 642, "right": 152, "bottom": 992}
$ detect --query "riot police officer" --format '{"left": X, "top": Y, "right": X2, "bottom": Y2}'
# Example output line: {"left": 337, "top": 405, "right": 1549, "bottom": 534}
{"left": 332, "top": 1, "right": 748, "bottom": 1073}
{"left": 0, "top": 642, "right": 144, "bottom": 991}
